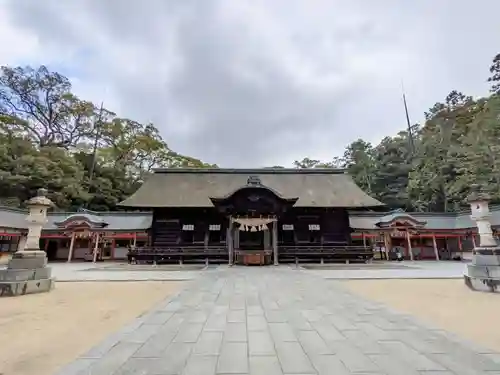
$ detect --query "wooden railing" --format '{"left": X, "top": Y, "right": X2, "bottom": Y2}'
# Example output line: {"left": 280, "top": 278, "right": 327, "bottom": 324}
{"left": 128, "top": 244, "right": 374, "bottom": 264}
{"left": 278, "top": 245, "right": 371, "bottom": 254}
{"left": 129, "top": 246, "right": 227, "bottom": 255}
{"left": 127, "top": 246, "right": 228, "bottom": 264}
{"left": 278, "top": 245, "right": 373, "bottom": 261}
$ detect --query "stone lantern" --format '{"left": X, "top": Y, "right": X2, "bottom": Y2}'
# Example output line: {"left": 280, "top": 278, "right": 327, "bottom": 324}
{"left": 23, "top": 188, "right": 53, "bottom": 254}
{"left": 464, "top": 184, "right": 500, "bottom": 292}
{"left": 0, "top": 188, "right": 55, "bottom": 296}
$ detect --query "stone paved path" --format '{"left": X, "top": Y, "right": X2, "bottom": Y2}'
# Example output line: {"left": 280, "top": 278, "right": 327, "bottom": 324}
{"left": 56, "top": 266, "right": 500, "bottom": 375}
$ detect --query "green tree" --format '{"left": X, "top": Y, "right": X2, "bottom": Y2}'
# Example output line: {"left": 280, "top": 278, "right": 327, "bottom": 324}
{"left": 0, "top": 65, "right": 96, "bottom": 148}
{"left": 488, "top": 53, "right": 500, "bottom": 95}
{"left": 0, "top": 64, "right": 216, "bottom": 211}
{"left": 342, "top": 139, "right": 376, "bottom": 194}
{"left": 371, "top": 133, "right": 413, "bottom": 209}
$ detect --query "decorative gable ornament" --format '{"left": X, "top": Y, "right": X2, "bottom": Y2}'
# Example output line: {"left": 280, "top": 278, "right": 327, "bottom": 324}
{"left": 246, "top": 175, "right": 262, "bottom": 186}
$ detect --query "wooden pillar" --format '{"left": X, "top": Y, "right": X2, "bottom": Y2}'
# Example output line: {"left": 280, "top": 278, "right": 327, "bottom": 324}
{"left": 273, "top": 219, "right": 279, "bottom": 265}
{"left": 87, "top": 236, "right": 92, "bottom": 257}
{"left": 432, "top": 234, "right": 440, "bottom": 261}
{"left": 92, "top": 233, "right": 100, "bottom": 263}
{"left": 132, "top": 233, "right": 137, "bottom": 248}
{"left": 264, "top": 228, "right": 271, "bottom": 249}
{"left": 204, "top": 227, "right": 209, "bottom": 265}
{"left": 110, "top": 238, "right": 116, "bottom": 260}
{"left": 383, "top": 232, "right": 390, "bottom": 260}
{"left": 458, "top": 236, "right": 463, "bottom": 258}
{"left": 472, "top": 234, "right": 477, "bottom": 248}
{"left": 234, "top": 227, "right": 240, "bottom": 250}
{"left": 204, "top": 228, "right": 209, "bottom": 250}
{"left": 406, "top": 231, "right": 414, "bottom": 261}
{"left": 228, "top": 217, "right": 233, "bottom": 266}
{"left": 67, "top": 232, "right": 76, "bottom": 262}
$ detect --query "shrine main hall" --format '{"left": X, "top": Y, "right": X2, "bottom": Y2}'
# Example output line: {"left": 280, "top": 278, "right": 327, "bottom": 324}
{"left": 0, "top": 169, "right": 495, "bottom": 264}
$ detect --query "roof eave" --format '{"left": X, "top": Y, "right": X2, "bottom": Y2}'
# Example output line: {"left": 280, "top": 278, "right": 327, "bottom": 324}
{"left": 152, "top": 168, "right": 348, "bottom": 175}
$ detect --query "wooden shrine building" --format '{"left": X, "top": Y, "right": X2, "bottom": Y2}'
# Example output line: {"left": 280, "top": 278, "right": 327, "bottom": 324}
{"left": 119, "top": 168, "right": 384, "bottom": 265}
{"left": 0, "top": 168, "right": 496, "bottom": 264}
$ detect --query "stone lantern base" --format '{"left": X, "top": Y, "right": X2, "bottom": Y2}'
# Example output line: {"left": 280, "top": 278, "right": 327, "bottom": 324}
{"left": 464, "top": 247, "right": 500, "bottom": 293}
{"left": 0, "top": 250, "right": 54, "bottom": 297}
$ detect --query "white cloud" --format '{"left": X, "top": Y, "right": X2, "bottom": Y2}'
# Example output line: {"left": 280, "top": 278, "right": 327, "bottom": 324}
{"left": 1, "top": 0, "right": 499, "bottom": 166}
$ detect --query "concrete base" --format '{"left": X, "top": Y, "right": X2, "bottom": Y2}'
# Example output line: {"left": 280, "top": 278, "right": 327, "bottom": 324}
{"left": 0, "top": 250, "right": 54, "bottom": 297}
{"left": 8, "top": 250, "right": 48, "bottom": 269}
{"left": 0, "top": 267, "right": 51, "bottom": 281}
{"left": 0, "top": 278, "right": 54, "bottom": 296}
{"left": 464, "top": 274, "right": 500, "bottom": 292}
{"left": 464, "top": 246, "right": 500, "bottom": 293}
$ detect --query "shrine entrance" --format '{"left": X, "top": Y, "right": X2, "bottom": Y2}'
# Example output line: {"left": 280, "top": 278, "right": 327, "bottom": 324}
{"left": 239, "top": 230, "right": 265, "bottom": 250}
{"left": 209, "top": 176, "right": 298, "bottom": 266}
{"left": 231, "top": 216, "right": 276, "bottom": 265}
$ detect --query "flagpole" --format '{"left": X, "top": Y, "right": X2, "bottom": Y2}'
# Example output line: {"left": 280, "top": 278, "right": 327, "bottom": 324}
{"left": 401, "top": 80, "right": 414, "bottom": 154}
{"left": 86, "top": 101, "right": 104, "bottom": 204}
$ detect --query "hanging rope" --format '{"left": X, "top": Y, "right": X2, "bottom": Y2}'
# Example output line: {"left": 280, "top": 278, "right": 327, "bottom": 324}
{"left": 233, "top": 217, "right": 275, "bottom": 231}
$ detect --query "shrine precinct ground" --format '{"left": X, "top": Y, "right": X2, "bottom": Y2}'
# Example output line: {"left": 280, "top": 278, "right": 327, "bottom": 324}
{"left": 2, "top": 262, "right": 500, "bottom": 375}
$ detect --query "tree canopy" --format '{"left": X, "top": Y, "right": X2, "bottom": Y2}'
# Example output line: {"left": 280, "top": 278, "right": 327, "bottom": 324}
{"left": 1, "top": 55, "right": 499, "bottom": 212}
{"left": 291, "top": 54, "right": 500, "bottom": 212}
{"left": 0, "top": 65, "right": 215, "bottom": 211}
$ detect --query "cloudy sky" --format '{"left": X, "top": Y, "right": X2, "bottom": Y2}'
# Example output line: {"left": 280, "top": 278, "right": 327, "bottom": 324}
{"left": 1, "top": 0, "right": 499, "bottom": 167}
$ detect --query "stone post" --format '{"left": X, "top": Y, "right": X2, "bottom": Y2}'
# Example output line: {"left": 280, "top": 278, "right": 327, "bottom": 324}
{"left": 464, "top": 184, "right": 500, "bottom": 292}
{"left": 1, "top": 188, "right": 55, "bottom": 296}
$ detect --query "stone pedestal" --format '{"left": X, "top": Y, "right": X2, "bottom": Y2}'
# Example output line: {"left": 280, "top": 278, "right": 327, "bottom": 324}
{"left": 0, "top": 189, "right": 55, "bottom": 297}
{"left": 465, "top": 247, "right": 500, "bottom": 292}
{"left": 1, "top": 251, "right": 54, "bottom": 296}
{"left": 464, "top": 185, "right": 500, "bottom": 292}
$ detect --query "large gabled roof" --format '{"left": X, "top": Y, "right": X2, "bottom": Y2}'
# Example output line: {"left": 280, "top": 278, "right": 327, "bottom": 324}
{"left": 118, "top": 168, "right": 385, "bottom": 208}
{"left": 0, "top": 205, "right": 500, "bottom": 231}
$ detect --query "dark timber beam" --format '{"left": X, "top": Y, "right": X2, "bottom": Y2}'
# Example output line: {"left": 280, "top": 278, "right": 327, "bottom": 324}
{"left": 273, "top": 220, "right": 279, "bottom": 265}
